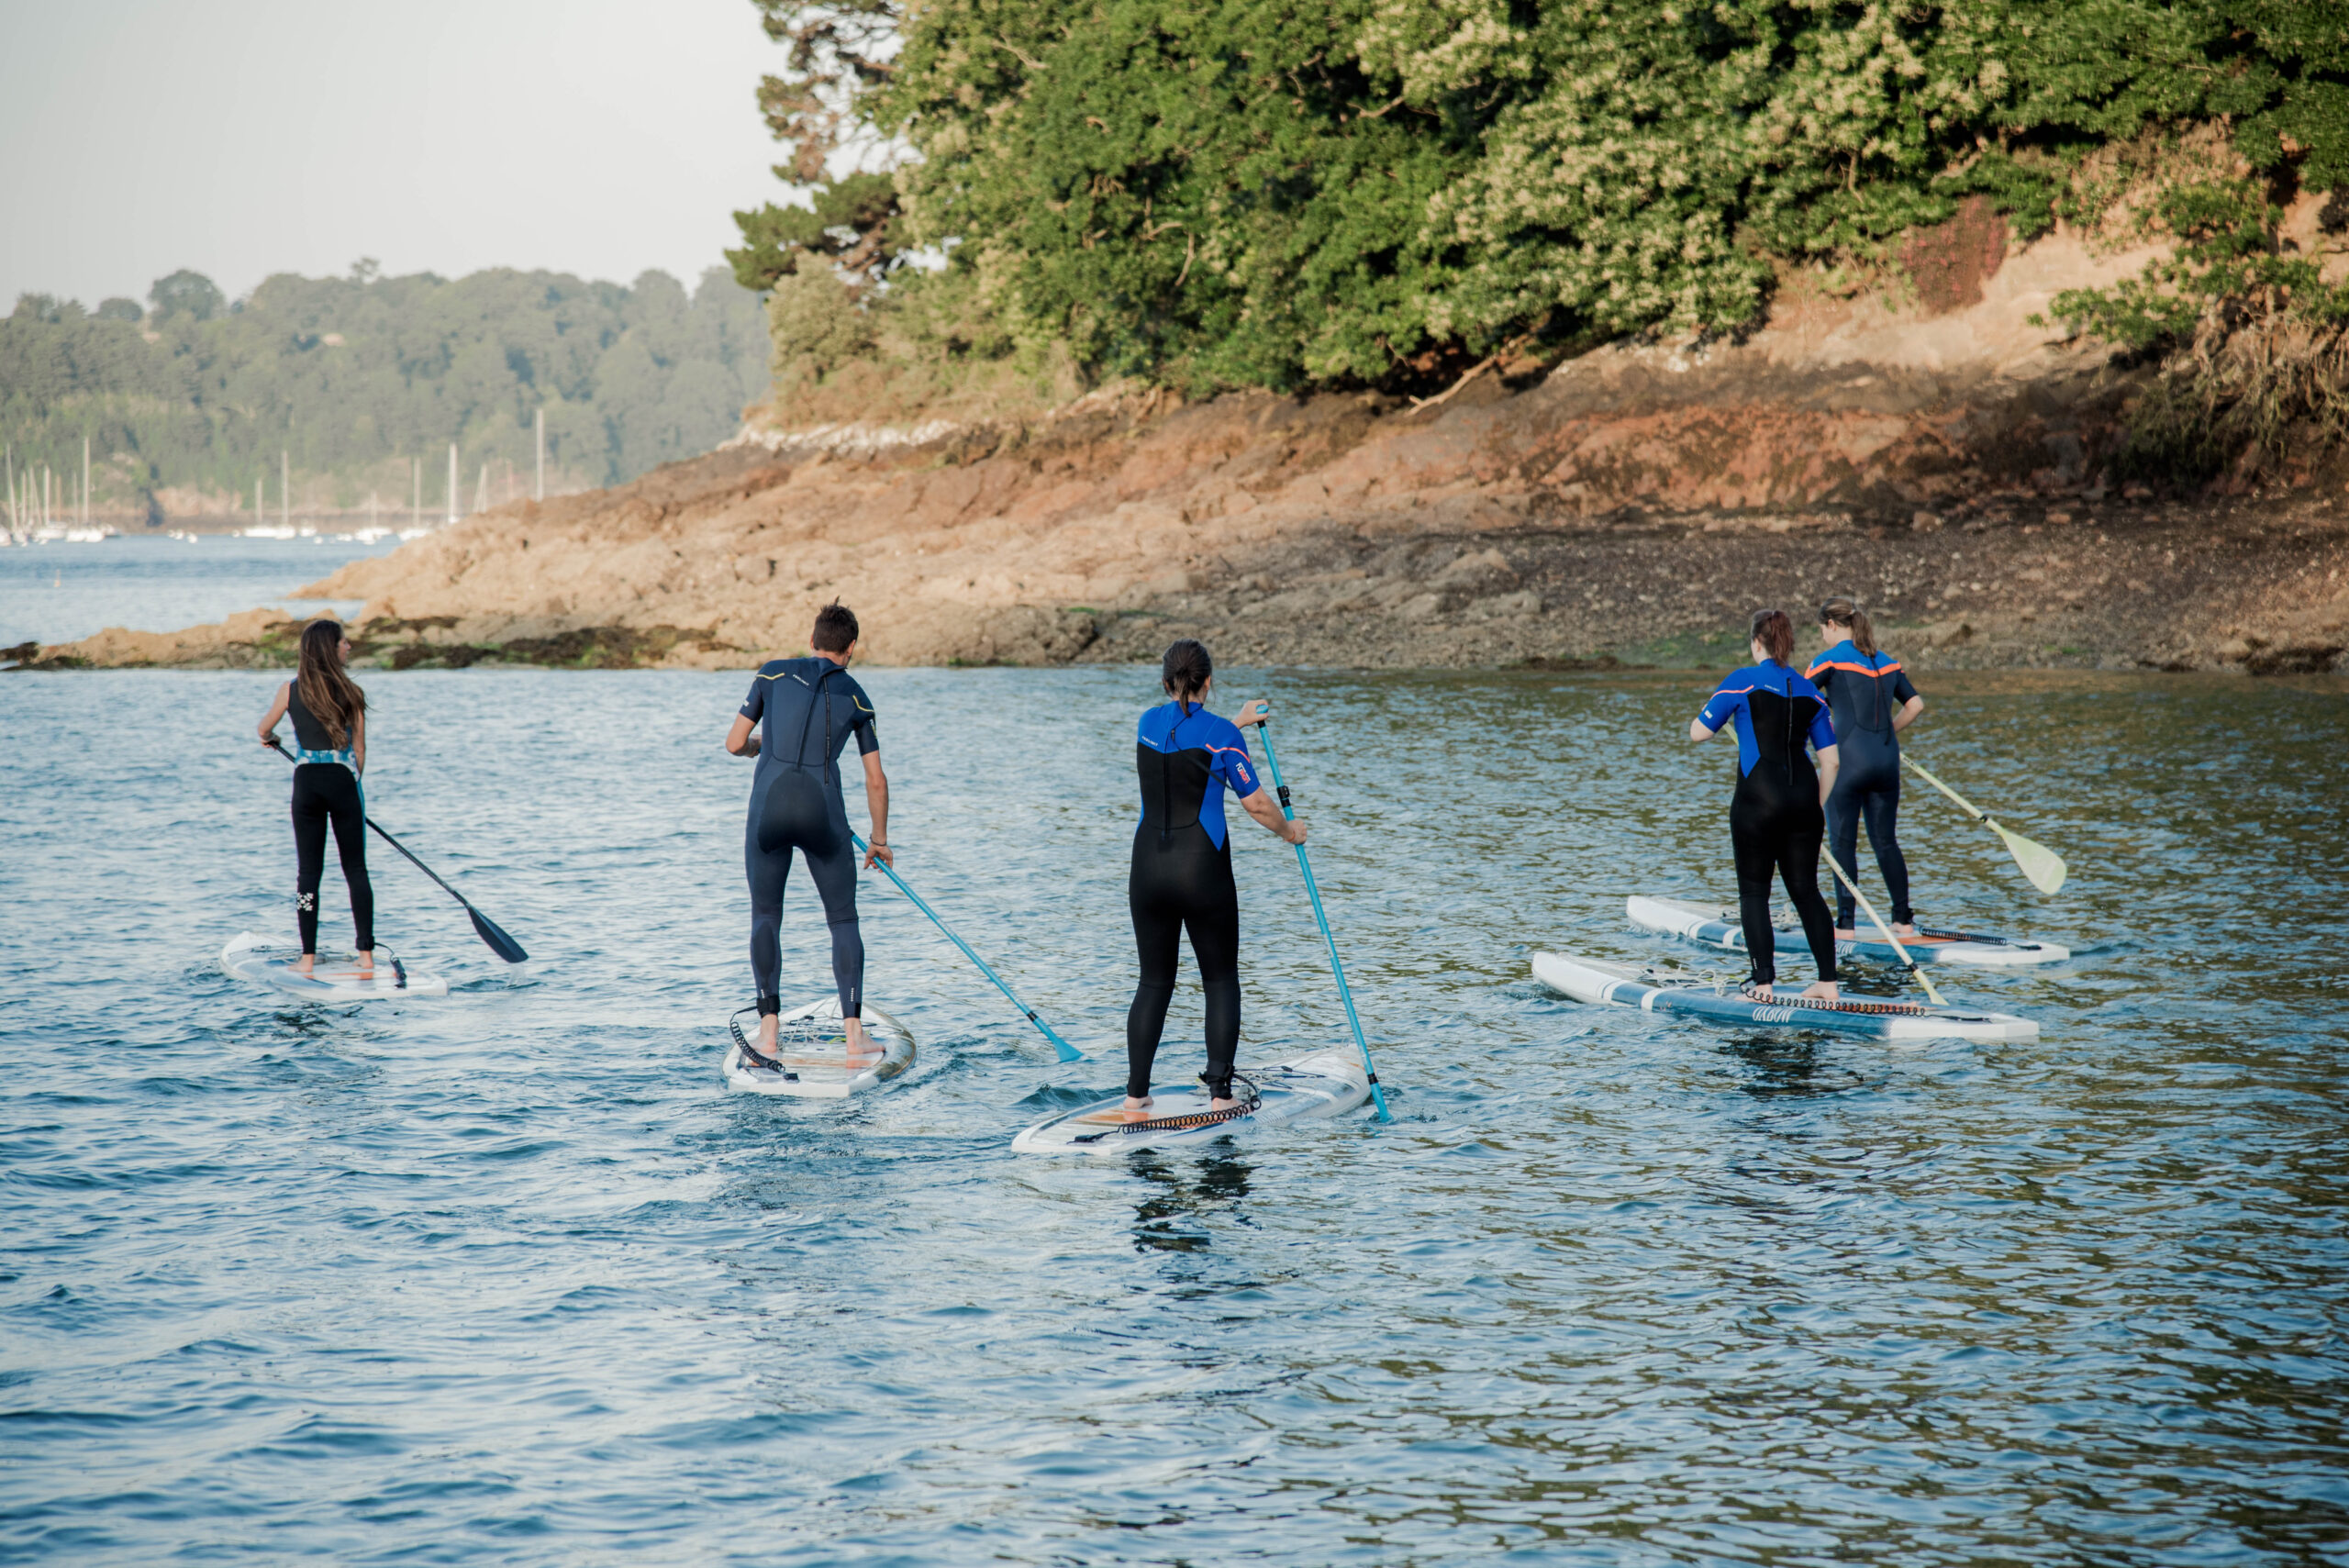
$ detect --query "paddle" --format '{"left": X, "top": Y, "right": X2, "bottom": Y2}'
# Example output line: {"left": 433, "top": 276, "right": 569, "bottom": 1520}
{"left": 850, "top": 831, "right": 1085, "bottom": 1062}
{"left": 1252, "top": 708, "right": 1393, "bottom": 1123}
{"left": 265, "top": 739, "right": 529, "bottom": 962}
{"left": 1901, "top": 755, "right": 2067, "bottom": 895}
{"left": 1820, "top": 850, "right": 1947, "bottom": 1007}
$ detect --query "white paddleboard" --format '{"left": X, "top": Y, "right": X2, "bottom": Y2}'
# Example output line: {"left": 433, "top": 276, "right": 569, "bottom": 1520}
{"left": 220, "top": 931, "right": 450, "bottom": 1000}
{"left": 1627, "top": 895, "right": 2069, "bottom": 966}
{"left": 1533, "top": 949, "right": 2037, "bottom": 1041}
{"left": 1011, "top": 1047, "right": 1370, "bottom": 1155}
{"left": 722, "top": 996, "right": 916, "bottom": 1098}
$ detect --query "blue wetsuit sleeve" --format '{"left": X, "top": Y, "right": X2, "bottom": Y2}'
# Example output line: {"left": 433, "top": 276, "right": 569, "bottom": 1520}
{"left": 1698, "top": 683, "right": 1744, "bottom": 733}
{"left": 1809, "top": 701, "right": 1837, "bottom": 752}
{"left": 740, "top": 671, "right": 767, "bottom": 725}
{"left": 1891, "top": 665, "right": 1918, "bottom": 706}
{"left": 1207, "top": 724, "right": 1261, "bottom": 799}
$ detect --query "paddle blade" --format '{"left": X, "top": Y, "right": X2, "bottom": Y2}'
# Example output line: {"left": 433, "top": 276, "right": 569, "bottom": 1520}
{"left": 468, "top": 906, "right": 530, "bottom": 962}
{"left": 1995, "top": 824, "right": 2067, "bottom": 895}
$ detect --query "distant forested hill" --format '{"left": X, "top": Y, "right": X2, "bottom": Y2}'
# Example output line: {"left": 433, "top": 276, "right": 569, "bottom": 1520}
{"left": 1, "top": 263, "right": 770, "bottom": 521}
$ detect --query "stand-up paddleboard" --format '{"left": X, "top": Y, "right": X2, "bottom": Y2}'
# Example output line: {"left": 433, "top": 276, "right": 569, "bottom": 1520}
{"left": 1532, "top": 949, "right": 2037, "bottom": 1041}
{"left": 722, "top": 997, "right": 916, "bottom": 1098}
{"left": 1011, "top": 1047, "right": 1370, "bottom": 1155}
{"left": 220, "top": 931, "right": 448, "bottom": 1000}
{"left": 1626, "top": 895, "right": 2068, "bottom": 967}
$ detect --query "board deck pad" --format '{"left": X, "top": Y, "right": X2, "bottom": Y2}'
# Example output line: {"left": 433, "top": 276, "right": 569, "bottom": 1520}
{"left": 722, "top": 997, "right": 915, "bottom": 1098}
{"left": 1625, "top": 895, "right": 2068, "bottom": 967}
{"left": 1533, "top": 949, "right": 2038, "bottom": 1042}
{"left": 220, "top": 931, "right": 449, "bottom": 1000}
{"left": 1012, "top": 1047, "right": 1370, "bottom": 1154}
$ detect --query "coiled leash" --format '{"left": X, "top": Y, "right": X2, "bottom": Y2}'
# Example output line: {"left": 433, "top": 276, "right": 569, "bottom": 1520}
{"left": 1072, "top": 1072, "right": 1263, "bottom": 1144}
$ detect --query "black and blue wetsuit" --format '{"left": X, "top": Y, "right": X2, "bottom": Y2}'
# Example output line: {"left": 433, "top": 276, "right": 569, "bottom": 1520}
{"left": 1697, "top": 662, "right": 1840, "bottom": 988}
{"left": 1805, "top": 639, "right": 1920, "bottom": 930}
{"left": 1129, "top": 700, "right": 1263, "bottom": 1101}
{"left": 739, "top": 657, "right": 879, "bottom": 1019}
{"left": 285, "top": 684, "right": 373, "bottom": 956}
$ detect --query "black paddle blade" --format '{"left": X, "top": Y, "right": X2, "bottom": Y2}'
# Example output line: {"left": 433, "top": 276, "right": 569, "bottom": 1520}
{"left": 468, "top": 906, "right": 529, "bottom": 963}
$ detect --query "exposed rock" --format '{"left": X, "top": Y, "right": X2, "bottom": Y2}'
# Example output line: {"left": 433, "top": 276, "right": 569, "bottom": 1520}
{"left": 19, "top": 229, "right": 2348, "bottom": 677}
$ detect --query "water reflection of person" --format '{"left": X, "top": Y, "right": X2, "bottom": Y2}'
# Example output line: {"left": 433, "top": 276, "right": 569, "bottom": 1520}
{"left": 1130, "top": 1149, "right": 1253, "bottom": 1254}
{"left": 1121, "top": 639, "right": 1304, "bottom": 1120}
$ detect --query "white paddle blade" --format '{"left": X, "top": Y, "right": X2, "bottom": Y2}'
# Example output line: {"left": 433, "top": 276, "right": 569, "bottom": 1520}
{"left": 1997, "top": 824, "right": 2067, "bottom": 895}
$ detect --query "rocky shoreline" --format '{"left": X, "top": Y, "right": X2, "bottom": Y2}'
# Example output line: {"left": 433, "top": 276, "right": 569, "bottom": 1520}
{"left": 14, "top": 230, "right": 2348, "bottom": 680}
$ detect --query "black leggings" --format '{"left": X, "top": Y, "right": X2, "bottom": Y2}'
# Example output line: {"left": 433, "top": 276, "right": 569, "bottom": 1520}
{"left": 292, "top": 764, "right": 373, "bottom": 955}
{"left": 1825, "top": 754, "right": 1912, "bottom": 929}
{"left": 1729, "top": 773, "right": 1838, "bottom": 988}
{"left": 1128, "top": 827, "right": 1240, "bottom": 1100}
{"left": 746, "top": 765, "right": 862, "bottom": 1018}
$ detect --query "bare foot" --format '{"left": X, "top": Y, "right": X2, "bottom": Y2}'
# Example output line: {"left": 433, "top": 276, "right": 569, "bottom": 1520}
{"left": 743, "top": 1015, "right": 783, "bottom": 1065}
{"left": 295, "top": 953, "right": 316, "bottom": 975}
{"left": 1890, "top": 922, "right": 1917, "bottom": 938}
{"left": 1801, "top": 981, "right": 1841, "bottom": 1003}
{"left": 1747, "top": 981, "right": 1773, "bottom": 999}
{"left": 1116, "top": 1095, "right": 1153, "bottom": 1123}
{"left": 1210, "top": 1096, "right": 1241, "bottom": 1112}
{"left": 1834, "top": 929, "right": 1860, "bottom": 941}
{"left": 356, "top": 949, "right": 374, "bottom": 973}
{"left": 843, "top": 1018, "right": 884, "bottom": 1063}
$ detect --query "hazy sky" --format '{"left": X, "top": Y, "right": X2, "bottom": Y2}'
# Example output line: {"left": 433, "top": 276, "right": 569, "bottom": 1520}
{"left": 0, "top": 0, "right": 795, "bottom": 307}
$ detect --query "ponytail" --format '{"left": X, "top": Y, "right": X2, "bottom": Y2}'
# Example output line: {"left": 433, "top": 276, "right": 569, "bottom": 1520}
{"left": 1747, "top": 607, "right": 1795, "bottom": 665}
{"left": 1161, "top": 639, "right": 1213, "bottom": 703}
{"left": 1819, "top": 595, "right": 1876, "bottom": 657}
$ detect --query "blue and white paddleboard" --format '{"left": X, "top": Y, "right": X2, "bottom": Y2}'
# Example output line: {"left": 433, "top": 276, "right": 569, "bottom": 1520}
{"left": 722, "top": 996, "right": 916, "bottom": 1099}
{"left": 1532, "top": 949, "right": 2037, "bottom": 1041}
{"left": 1011, "top": 1047, "right": 1369, "bottom": 1154}
{"left": 221, "top": 931, "right": 449, "bottom": 1000}
{"left": 1626, "top": 895, "right": 2068, "bottom": 967}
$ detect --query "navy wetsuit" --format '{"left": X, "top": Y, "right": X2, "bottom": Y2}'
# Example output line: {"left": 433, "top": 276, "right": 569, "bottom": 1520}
{"left": 286, "top": 684, "right": 373, "bottom": 955}
{"left": 1806, "top": 639, "right": 1920, "bottom": 929}
{"left": 1128, "top": 700, "right": 1263, "bottom": 1100}
{"left": 1697, "top": 662, "right": 1840, "bottom": 987}
{"left": 739, "top": 657, "right": 879, "bottom": 1018}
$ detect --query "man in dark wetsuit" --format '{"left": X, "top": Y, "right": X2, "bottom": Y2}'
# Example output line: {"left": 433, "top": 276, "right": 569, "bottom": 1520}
{"left": 722, "top": 602, "right": 890, "bottom": 1069}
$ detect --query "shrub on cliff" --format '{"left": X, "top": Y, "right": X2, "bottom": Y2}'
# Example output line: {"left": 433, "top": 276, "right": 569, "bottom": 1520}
{"left": 738, "top": 0, "right": 2344, "bottom": 412}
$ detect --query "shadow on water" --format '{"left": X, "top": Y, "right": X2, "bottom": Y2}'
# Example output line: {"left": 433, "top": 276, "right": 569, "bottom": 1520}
{"left": 1719, "top": 1031, "right": 1875, "bottom": 1097}
{"left": 1129, "top": 1147, "right": 1254, "bottom": 1254}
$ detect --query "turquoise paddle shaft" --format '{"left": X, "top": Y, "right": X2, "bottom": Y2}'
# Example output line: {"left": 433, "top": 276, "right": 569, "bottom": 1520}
{"left": 1252, "top": 714, "right": 1393, "bottom": 1123}
{"left": 851, "top": 831, "right": 1085, "bottom": 1062}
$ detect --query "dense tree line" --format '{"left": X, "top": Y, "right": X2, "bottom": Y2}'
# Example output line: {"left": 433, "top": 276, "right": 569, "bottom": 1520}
{"left": 729, "top": 0, "right": 2346, "bottom": 467}
{"left": 2, "top": 262, "right": 770, "bottom": 518}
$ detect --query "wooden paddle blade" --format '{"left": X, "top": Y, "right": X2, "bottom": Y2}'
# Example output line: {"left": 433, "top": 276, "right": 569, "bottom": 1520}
{"left": 469, "top": 906, "right": 530, "bottom": 962}
{"left": 1996, "top": 824, "right": 2067, "bottom": 895}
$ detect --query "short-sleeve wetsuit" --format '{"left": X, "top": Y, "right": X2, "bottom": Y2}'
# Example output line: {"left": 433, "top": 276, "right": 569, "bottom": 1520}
{"left": 1805, "top": 639, "right": 1920, "bottom": 930}
{"left": 1697, "top": 661, "right": 1840, "bottom": 987}
{"left": 739, "top": 656, "right": 879, "bottom": 1018}
{"left": 285, "top": 684, "right": 373, "bottom": 955}
{"left": 1128, "top": 699, "right": 1264, "bottom": 1100}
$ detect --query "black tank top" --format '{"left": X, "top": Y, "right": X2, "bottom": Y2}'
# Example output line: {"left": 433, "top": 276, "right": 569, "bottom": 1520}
{"left": 287, "top": 684, "right": 346, "bottom": 751}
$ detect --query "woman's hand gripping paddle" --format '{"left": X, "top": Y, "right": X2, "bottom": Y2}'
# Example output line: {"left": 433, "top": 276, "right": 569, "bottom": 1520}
{"left": 266, "top": 739, "right": 529, "bottom": 962}
{"left": 850, "top": 832, "right": 1085, "bottom": 1062}
{"left": 1821, "top": 850, "right": 1947, "bottom": 1007}
{"left": 1901, "top": 756, "right": 2067, "bottom": 895}
{"left": 1252, "top": 708, "right": 1393, "bottom": 1123}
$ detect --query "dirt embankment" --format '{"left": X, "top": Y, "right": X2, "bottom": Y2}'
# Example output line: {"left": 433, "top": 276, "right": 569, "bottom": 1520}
{"left": 20, "top": 228, "right": 2349, "bottom": 677}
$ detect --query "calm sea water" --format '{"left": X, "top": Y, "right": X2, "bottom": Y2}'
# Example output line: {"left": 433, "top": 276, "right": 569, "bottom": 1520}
{"left": 3, "top": 644, "right": 2344, "bottom": 1560}
{"left": 0, "top": 535, "right": 396, "bottom": 646}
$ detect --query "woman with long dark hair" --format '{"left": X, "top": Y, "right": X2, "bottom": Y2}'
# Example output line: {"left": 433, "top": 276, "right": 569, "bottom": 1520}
{"left": 1121, "top": 639, "right": 1303, "bottom": 1118}
{"left": 256, "top": 620, "right": 373, "bottom": 974}
{"left": 1806, "top": 595, "right": 1926, "bottom": 938}
{"left": 1688, "top": 608, "right": 1842, "bottom": 1000}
